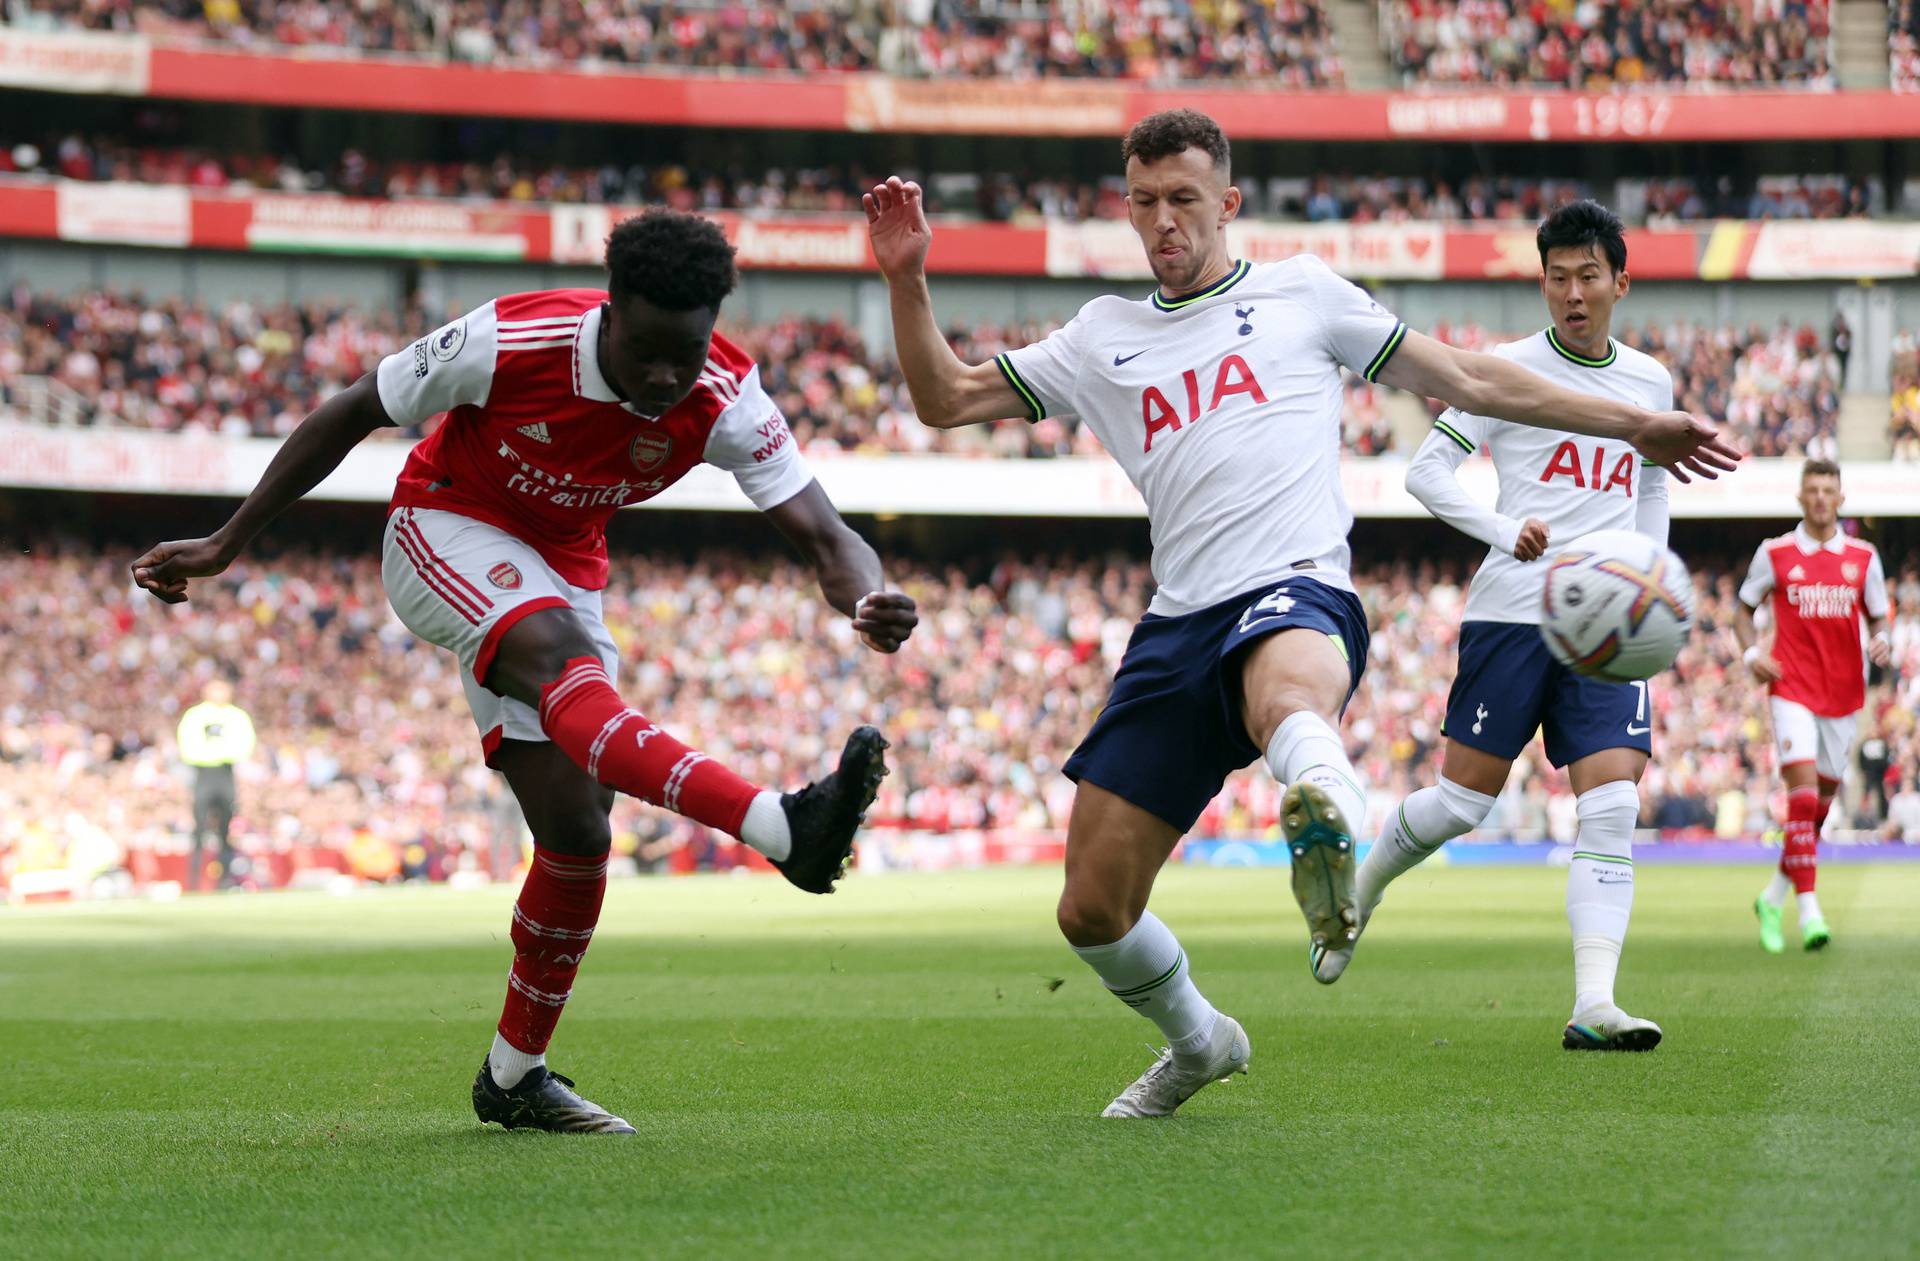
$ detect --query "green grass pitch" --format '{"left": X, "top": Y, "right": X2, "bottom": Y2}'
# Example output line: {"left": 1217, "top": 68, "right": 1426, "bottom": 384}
{"left": 3, "top": 864, "right": 1916, "bottom": 1260}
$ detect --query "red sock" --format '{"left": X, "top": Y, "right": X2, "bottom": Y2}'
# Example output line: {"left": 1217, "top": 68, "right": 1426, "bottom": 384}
{"left": 1815, "top": 781, "right": 1838, "bottom": 830}
{"left": 538, "top": 656, "right": 759, "bottom": 836}
{"left": 1780, "top": 785, "right": 1820, "bottom": 896}
{"left": 497, "top": 846, "right": 608, "bottom": 1055}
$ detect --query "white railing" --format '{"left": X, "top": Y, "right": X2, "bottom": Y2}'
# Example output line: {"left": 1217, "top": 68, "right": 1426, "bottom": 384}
{"left": 0, "top": 375, "right": 89, "bottom": 428}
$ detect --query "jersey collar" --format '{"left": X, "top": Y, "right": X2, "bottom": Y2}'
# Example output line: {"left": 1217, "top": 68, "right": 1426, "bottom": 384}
{"left": 1150, "top": 259, "right": 1251, "bottom": 312}
{"left": 572, "top": 303, "right": 642, "bottom": 412}
{"left": 1544, "top": 326, "right": 1617, "bottom": 369}
{"left": 1794, "top": 523, "right": 1846, "bottom": 554}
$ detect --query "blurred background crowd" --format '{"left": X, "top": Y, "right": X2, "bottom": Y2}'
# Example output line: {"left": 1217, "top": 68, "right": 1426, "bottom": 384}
{"left": 4, "top": 541, "right": 1915, "bottom": 891}
{"left": 2, "top": 287, "right": 1883, "bottom": 459}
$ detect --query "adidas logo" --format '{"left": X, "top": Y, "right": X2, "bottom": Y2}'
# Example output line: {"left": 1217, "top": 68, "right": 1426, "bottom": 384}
{"left": 516, "top": 422, "right": 552, "bottom": 444}
{"left": 1788, "top": 564, "right": 1806, "bottom": 579}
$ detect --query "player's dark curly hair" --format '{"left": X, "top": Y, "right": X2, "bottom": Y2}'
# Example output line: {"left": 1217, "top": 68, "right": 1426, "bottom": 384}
{"left": 605, "top": 208, "right": 737, "bottom": 312}
{"left": 1121, "top": 109, "right": 1230, "bottom": 175}
{"left": 1537, "top": 199, "right": 1628, "bottom": 275}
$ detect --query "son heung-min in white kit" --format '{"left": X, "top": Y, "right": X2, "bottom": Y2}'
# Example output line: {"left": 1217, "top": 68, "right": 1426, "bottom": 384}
{"left": 865, "top": 113, "right": 1738, "bottom": 1117}
{"left": 1335, "top": 201, "right": 1679, "bottom": 1053}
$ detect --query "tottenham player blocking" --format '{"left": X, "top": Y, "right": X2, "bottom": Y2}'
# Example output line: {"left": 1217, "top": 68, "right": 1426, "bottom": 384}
{"left": 132, "top": 210, "right": 919, "bottom": 1133}
{"left": 865, "top": 112, "right": 1738, "bottom": 1116}
{"left": 1336, "top": 202, "right": 1678, "bottom": 1052}
{"left": 1734, "top": 461, "right": 1892, "bottom": 953}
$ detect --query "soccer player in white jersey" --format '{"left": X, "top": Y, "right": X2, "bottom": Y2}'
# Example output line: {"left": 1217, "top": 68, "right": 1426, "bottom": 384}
{"left": 1335, "top": 201, "right": 1676, "bottom": 1053}
{"left": 864, "top": 111, "right": 1737, "bottom": 1117}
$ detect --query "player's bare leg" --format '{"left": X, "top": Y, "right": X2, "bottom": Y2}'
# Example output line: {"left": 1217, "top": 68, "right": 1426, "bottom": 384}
{"left": 1239, "top": 629, "right": 1367, "bottom": 979}
{"left": 1561, "top": 749, "right": 1661, "bottom": 1051}
{"left": 1339, "top": 741, "right": 1507, "bottom": 984}
{"left": 488, "top": 609, "right": 885, "bottom": 894}
{"left": 1058, "top": 784, "right": 1248, "bottom": 1118}
{"left": 472, "top": 741, "right": 635, "bottom": 1134}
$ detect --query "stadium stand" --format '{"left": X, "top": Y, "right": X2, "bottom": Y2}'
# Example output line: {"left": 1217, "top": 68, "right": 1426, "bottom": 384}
{"left": 1891, "top": 328, "right": 1920, "bottom": 459}
{"left": 2, "top": 544, "right": 1914, "bottom": 894}
{"left": 14, "top": 0, "right": 1347, "bottom": 83}
{"left": 1381, "top": 0, "right": 1834, "bottom": 87}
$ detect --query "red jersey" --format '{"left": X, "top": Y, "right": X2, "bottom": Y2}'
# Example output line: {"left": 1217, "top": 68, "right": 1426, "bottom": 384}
{"left": 375, "top": 289, "right": 810, "bottom": 589}
{"left": 1738, "top": 524, "right": 1889, "bottom": 717}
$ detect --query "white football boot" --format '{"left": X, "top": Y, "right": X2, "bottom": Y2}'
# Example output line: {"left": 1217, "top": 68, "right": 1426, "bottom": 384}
{"left": 1101, "top": 1015, "right": 1250, "bottom": 1118}
{"left": 1562, "top": 1003, "right": 1663, "bottom": 1052}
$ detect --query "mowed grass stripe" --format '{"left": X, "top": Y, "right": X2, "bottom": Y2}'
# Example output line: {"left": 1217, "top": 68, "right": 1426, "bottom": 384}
{"left": 0, "top": 866, "right": 1914, "bottom": 1260}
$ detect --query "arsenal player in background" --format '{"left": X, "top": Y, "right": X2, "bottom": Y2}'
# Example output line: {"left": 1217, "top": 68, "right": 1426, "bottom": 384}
{"left": 1735, "top": 459, "right": 1892, "bottom": 954}
{"left": 132, "top": 209, "right": 919, "bottom": 1133}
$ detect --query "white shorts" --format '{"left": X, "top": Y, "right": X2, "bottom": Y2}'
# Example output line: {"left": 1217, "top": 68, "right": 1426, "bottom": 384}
{"left": 1768, "top": 696, "right": 1857, "bottom": 783}
{"left": 382, "top": 506, "right": 617, "bottom": 763}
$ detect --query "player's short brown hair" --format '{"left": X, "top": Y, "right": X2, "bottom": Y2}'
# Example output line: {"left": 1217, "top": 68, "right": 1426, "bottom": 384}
{"left": 605, "top": 207, "right": 737, "bottom": 312}
{"left": 1121, "top": 109, "right": 1230, "bottom": 176}
{"left": 1801, "top": 458, "right": 1842, "bottom": 483}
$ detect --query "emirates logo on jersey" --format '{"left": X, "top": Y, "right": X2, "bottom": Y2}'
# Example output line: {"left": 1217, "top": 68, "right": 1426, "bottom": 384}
{"left": 630, "top": 432, "right": 673, "bottom": 471}
{"left": 487, "top": 562, "right": 523, "bottom": 590}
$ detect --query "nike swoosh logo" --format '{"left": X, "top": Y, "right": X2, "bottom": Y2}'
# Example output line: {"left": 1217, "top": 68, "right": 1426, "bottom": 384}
{"left": 1113, "top": 350, "right": 1147, "bottom": 365}
{"left": 1626, "top": 724, "right": 1650, "bottom": 735}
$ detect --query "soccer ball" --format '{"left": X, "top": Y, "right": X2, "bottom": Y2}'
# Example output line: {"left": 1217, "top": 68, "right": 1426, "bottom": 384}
{"left": 1539, "top": 529, "right": 1695, "bottom": 682}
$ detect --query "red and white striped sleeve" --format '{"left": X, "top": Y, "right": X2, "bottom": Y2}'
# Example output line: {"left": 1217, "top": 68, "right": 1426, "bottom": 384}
{"left": 375, "top": 301, "right": 500, "bottom": 427}
{"left": 699, "top": 343, "right": 813, "bottom": 511}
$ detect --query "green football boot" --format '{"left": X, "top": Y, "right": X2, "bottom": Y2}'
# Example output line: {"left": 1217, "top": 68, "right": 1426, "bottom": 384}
{"left": 1754, "top": 896, "right": 1785, "bottom": 954}
{"left": 1801, "top": 913, "right": 1831, "bottom": 952}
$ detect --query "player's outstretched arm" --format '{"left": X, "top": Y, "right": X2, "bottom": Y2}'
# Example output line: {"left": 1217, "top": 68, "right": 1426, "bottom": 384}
{"left": 131, "top": 374, "right": 394, "bottom": 603}
{"left": 1375, "top": 331, "right": 1743, "bottom": 483}
{"left": 764, "top": 480, "right": 918, "bottom": 654}
{"left": 863, "top": 177, "right": 1030, "bottom": 429}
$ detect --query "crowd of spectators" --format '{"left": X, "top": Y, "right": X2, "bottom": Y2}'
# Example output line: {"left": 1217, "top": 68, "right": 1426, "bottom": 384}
{"left": 1426, "top": 317, "right": 1843, "bottom": 459}
{"left": 1, "top": 135, "right": 1878, "bottom": 228}
{"left": 16, "top": 0, "right": 1345, "bottom": 85}
{"left": 1383, "top": 0, "right": 1833, "bottom": 88}
{"left": 1894, "top": 0, "right": 1920, "bottom": 92}
{"left": 2, "top": 542, "right": 1914, "bottom": 894}
{"left": 0, "top": 289, "right": 1400, "bottom": 456}
{"left": 1891, "top": 328, "right": 1920, "bottom": 461}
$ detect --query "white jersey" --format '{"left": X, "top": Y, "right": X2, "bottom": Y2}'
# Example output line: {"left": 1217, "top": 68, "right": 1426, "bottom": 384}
{"left": 1406, "top": 329, "right": 1673, "bottom": 625}
{"left": 997, "top": 255, "right": 1407, "bottom": 615}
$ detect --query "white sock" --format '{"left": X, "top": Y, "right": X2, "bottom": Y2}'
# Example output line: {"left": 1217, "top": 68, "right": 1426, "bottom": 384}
{"left": 1071, "top": 910, "right": 1220, "bottom": 1058}
{"left": 1797, "top": 891, "right": 1823, "bottom": 920}
{"left": 1357, "top": 777, "right": 1495, "bottom": 914}
{"left": 1568, "top": 780, "right": 1639, "bottom": 1016}
{"left": 489, "top": 1031, "right": 545, "bottom": 1089}
{"left": 740, "top": 790, "right": 791, "bottom": 862}
{"left": 1264, "top": 711, "right": 1368, "bottom": 838}
{"left": 1762, "top": 871, "right": 1793, "bottom": 908}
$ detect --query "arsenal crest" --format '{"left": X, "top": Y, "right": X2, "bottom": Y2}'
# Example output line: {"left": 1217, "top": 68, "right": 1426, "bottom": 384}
{"left": 630, "top": 432, "right": 672, "bottom": 471}
{"left": 1842, "top": 563, "right": 1859, "bottom": 582}
{"left": 487, "top": 562, "right": 523, "bottom": 590}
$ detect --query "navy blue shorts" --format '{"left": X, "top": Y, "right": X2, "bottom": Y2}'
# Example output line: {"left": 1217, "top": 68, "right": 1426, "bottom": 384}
{"left": 1444, "top": 621, "right": 1653, "bottom": 769}
{"left": 1063, "top": 576, "right": 1370, "bottom": 833}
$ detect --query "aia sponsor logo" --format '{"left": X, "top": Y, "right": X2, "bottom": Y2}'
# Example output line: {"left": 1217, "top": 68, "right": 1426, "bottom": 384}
{"left": 487, "top": 562, "right": 522, "bottom": 590}
{"left": 630, "top": 432, "right": 673, "bottom": 471}
{"left": 1139, "top": 354, "right": 1268, "bottom": 452}
{"left": 1538, "top": 440, "right": 1635, "bottom": 496}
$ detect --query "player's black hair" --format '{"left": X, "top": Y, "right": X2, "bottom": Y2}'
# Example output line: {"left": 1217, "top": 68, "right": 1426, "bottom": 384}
{"left": 1536, "top": 199, "right": 1628, "bottom": 275}
{"left": 1122, "top": 109, "right": 1230, "bottom": 176}
{"left": 604, "top": 208, "right": 737, "bottom": 312}
{"left": 1801, "top": 457, "right": 1842, "bottom": 482}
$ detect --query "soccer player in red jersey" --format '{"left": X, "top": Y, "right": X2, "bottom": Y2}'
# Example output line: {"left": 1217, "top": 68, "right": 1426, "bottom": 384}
{"left": 131, "top": 210, "right": 919, "bottom": 1133}
{"left": 1734, "top": 459, "right": 1892, "bottom": 953}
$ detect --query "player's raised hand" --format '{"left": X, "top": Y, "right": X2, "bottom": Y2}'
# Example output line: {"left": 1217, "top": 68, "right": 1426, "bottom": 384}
{"left": 853, "top": 591, "right": 918, "bottom": 654}
{"left": 1513, "top": 518, "right": 1550, "bottom": 562}
{"left": 131, "top": 536, "right": 231, "bottom": 604}
{"left": 863, "top": 177, "right": 932, "bottom": 280}
{"left": 1634, "top": 411, "right": 1744, "bottom": 484}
